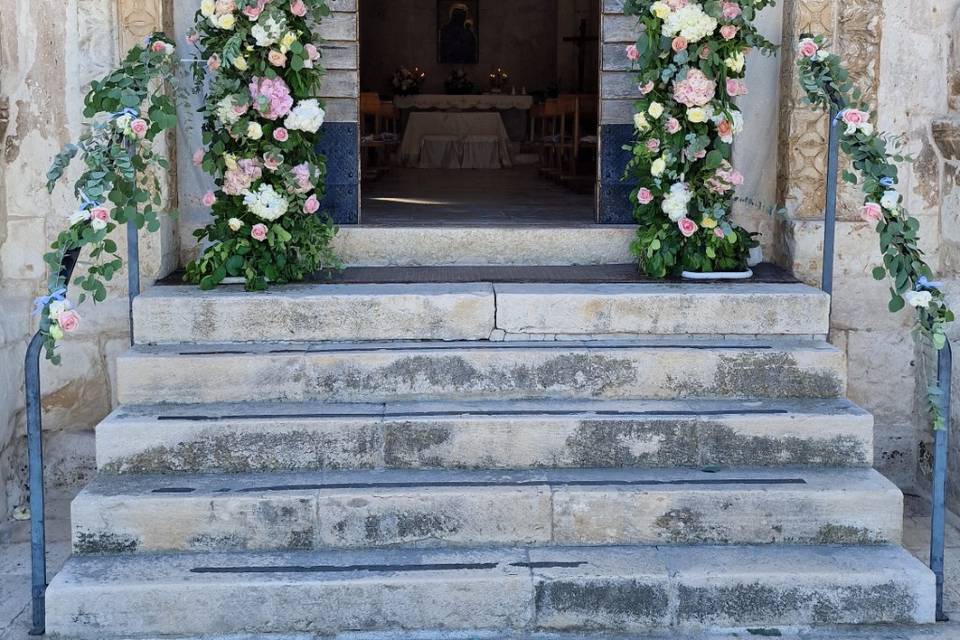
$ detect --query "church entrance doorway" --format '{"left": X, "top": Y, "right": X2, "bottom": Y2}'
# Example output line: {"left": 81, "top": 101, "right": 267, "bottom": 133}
{"left": 357, "top": 0, "right": 601, "bottom": 225}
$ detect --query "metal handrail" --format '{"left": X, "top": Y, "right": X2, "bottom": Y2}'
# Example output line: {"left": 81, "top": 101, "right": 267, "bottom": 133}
{"left": 23, "top": 221, "right": 140, "bottom": 635}
{"left": 820, "top": 89, "right": 952, "bottom": 623}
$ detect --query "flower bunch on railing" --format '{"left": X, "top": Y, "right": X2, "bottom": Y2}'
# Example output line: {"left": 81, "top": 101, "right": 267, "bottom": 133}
{"left": 796, "top": 35, "right": 955, "bottom": 429}
{"left": 622, "top": 0, "right": 778, "bottom": 277}
{"left": 184, "top": 0, "right": 339, "bottom": 291}
{"left": 39, "top": 34, "right": 180, "bottom": 363}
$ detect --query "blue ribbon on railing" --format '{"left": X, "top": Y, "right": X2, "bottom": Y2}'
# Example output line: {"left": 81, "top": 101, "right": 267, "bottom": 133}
{"left": 32, "top": 288, "right": 67, "bottom": 317}
{"left": 109, "top": 107, "right": 139, "bottom": 120}
{"left": 77, "top": 190, "right": 100, "bottom": 210}
{"left": 916, "top": 276, "right": 945, "bottom": 292}
{"left": 880, "top": 177, "right": 895, "bottom": 187}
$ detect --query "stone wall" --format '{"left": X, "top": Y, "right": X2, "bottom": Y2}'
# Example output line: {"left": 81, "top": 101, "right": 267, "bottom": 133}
{"left": 0, "top": 0, "right": 177, "bottom": 520}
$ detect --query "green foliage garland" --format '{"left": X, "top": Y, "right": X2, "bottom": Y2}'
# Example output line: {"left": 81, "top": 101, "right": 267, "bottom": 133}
{"left": 796, "top": 34, "right": 954, "bottom": 429}
{"left": 622, "top": 0, "right": 777, "bottom": 276}
{"left": 39, "top": 34, "right": 180, "bottom": 364}
{"left": 184, "top": 0, "right": 339, "bottom": 291}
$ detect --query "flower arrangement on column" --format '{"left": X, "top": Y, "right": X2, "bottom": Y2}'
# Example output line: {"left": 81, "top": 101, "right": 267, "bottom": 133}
{"left": 39, "top": 35, "right": 180, "bottom": 363}
{"left": 184, "top": 0, "right": 338, "bottom": 291}
{"left": 796, "top": 35, "right": 955, "bottom": 429}
{"left": 622, "top": 0, "right": 777, "bottom": 277}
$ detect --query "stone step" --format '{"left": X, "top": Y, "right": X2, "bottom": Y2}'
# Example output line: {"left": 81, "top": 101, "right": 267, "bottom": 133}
{"left": 133, "top": 282, "right": 830, "bottom": 344}
{"left": 116, "top": 338, "right": 847, "bottom": 405}
{"left": 95, "top": 398, "right": 874, "bottom": 474}
{"left": 44, "top": 544, "right": 935, "bottom": 637}
{"left": 69, "top": 468, "right": 902, "bottom": 554}
{"left": 332, "top": 224, "right": 638, "bottom": 266}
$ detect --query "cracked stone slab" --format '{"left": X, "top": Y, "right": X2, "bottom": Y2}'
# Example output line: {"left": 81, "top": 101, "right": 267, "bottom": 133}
{"left": 70, "top": 467, "right": 901, "bottom": 553}
{"left": 44, "top": 545, "right": 934, "bottom": 638}
{"left": 116, "top": 338, "right": 847, "bottom": 405}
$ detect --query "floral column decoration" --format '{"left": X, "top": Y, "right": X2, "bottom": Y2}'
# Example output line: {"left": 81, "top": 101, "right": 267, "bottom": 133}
{"left": 622, "top": 0, "right": 777, "bottom": 277}
{"left": 185, "top": 0, "right": 338, "bottom": 291}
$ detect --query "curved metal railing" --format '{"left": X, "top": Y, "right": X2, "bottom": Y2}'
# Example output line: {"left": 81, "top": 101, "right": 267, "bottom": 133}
{"left": 23, "top": 221, "right": 140, "bottom": 635}
{"left": 820, "top": 99, "right": 952, "bottom": 622}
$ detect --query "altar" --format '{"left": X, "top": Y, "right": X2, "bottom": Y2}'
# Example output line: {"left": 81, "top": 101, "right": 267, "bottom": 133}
{"left": 393, "top": 94, "right": 535, "bottom": 112}
{"left": 399, "top": 112, "right": 513, "bottom": 169}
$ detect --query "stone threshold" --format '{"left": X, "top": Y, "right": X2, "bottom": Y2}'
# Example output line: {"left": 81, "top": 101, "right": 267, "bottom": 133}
{"left": 156, "top": 263, "right": 797, "bottom": 286}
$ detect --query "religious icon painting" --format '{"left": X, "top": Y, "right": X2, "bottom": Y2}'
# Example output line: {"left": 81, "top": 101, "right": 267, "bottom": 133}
{"left": 438, "top": 1, "right": 479, "bottom": 64}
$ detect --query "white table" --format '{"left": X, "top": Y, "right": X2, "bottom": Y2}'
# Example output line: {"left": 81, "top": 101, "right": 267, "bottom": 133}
{"left": 400, "top": 112, "right": 513, "bottom": 169}
{"left": 394, "top": 94, "right": 534, "bottom": 111}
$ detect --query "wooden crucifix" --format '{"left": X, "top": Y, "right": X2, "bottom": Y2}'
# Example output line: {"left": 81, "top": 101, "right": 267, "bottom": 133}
{"left": 562, "top": 18, "right": 599, "bottom": 94}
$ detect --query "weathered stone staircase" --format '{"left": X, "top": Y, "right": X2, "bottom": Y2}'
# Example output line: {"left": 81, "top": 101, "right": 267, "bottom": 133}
{"left": 45, "top": 226, "right": 935, "bottom": 638}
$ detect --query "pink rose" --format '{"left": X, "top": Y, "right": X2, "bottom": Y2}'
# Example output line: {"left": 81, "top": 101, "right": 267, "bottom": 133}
{"left": 698, "top": 45, "right": 711, "bottom": 60}
{"left": 714, "top": 227, "right": 725, "bottom": 238}
{"left": 672, "top": 37, "right": 688, "bottom": 53}
{"left": 290, "top": 0, "right": 308, "bottom": 16}
{"left": 666, "top": 0, "right": 688, "bottom": 8}
{"left": 243, "top": 0, "right": 266, "bottom": 19}
{"left": 233, "top": 103, "right": 250, "bottom": 116}
{"left": 861, "top": 202, "right": 883, "bottom": 223}
{"left": 273, "top": 127, "right": 289, "bottom": 142}
{"left": 193, "top": 148, "right": 205, "bottom": 166}
{"left": 268, "top": 50, "right": 286, "bottom": 67}
{"left": 678, "top": 217, "right": 699, "bottom": 237}
{"left": 304, "top": 194, "right": 320, "bottom": 214}
{"left": 726, "top": 78, "right": 748, "bottom": 97}
{"left": 626, "top": 45, "right": 640, "bottom": 61}
{"left": 637, "top": 188, "right": 654, "bottom": 205}
{"left": 842, "top": 109, "right": 868, "bottom": 127}
{"left": 291, "top": 162, "right": 313, "bottom": 192}
{"left": 130, "top": 118, "right": 148, "bottom": 138}
{"left": 716, "top": 119, "right": 734, "bottom": 142}
{"left": 207, "top": 54, "right": 221, "bottom": 71}
{"left": 90, "top": 206, "right": 110, "bottom": 223}
{"left": 721, "top": 2, "right": 742, "bottom": 19}
{"left": 720, "top": 25, "right": 739, "bottom": 40}
{"left": 186, "top": 31, "right": 200, "bottom": 45}
{"left": 151, "top": 41, "right": 167, "bottom": 53}
{"left": 646, "top": 138, "right": 661, "bottom": 152}
{"left": 57, "top": 309, "right": 80, "bottom": 333}
{"left": 665, "top": 118, "right": 681, "bottom": 134}
{"left": 304, "top": 43, "right": 320, "bottom": 61}
{"left": 202, "top": 191, "right": 217, "bottom": 207}
{"left": 798, "top": 38, "right": 819, "bottom": 59}
{"left": 251, "top": 223, "right": 268, "bottom": 242}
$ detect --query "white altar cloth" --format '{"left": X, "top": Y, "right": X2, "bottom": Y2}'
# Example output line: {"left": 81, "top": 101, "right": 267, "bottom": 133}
{"left": 394, "top": 94, "right": 534, "bottom": 111}
{"left": 400, "top": 112, "right": 512, "bottom": 169}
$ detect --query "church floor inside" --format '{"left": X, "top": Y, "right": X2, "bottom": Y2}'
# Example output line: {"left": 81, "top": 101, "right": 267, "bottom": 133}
{"left": 360, "top": 166, "right": 596, "bottom": 225}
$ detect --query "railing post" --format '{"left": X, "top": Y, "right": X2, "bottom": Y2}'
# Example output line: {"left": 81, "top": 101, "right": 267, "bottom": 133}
{"left": 23, "top": 334, "right": 46, "bottom": 636}
{"left": 931, "top": 339, "right": 953, "bottom": 622}
{"left": 822, "top": 106, "right": 841, "bottom": 297}
{"left": 126, "top": 218, "right": 140, "bottom": 346}
{"left": 125, "top": 143, "right": 140, "bottom": 346}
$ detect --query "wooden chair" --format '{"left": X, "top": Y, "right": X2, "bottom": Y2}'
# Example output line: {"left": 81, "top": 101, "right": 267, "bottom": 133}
{"left": 559, "top": 95, "right": 599, "bottom": 189}
{"left": 537, "top": 98, "right": 561, "bottom": 178}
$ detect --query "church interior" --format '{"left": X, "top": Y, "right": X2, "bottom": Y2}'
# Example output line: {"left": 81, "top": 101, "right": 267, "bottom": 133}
{"left": 358, "top": 0, "right": 601, "bottom": 225}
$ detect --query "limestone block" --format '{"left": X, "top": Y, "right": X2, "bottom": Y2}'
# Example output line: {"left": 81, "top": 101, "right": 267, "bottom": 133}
{"left": 41, "top": 429, "right": 95, "bottom": 500}
{"left": 320, "top": 42, "right": 358, "bottom": 70}
{"left": 846, "top": 328, "right": 918, "bottom": 427}
{"left": 601, "top": 98, "right": 634, "bottom": 125}
{"left": 46, "top": 548, "right": 534, "bottom": 638}
{"left": 0, "top": 218, "right": 47, "bottom": 280}
{"left": 332, "top": 225, "right": 637, "bottom": 267}
{"left": 95, "top": 398, "right": 874, "bottom": 475}
{"left": 493, "top": 283, "right": 830, "bottom": 337}
{"left": 600, "top": 71, "right": 636, "bottom": 99}
{"left": 324, "top": 97, "right": 359, "bottom": 123}
{"left": 116, "top": 339, "right": 848, "bottom": 405}
{"left": 39, "top": 339, "right": 112, "bottom": 431}
{"left": 602, "top": 14, "right": 638, "bottom": 43}
{"left": 320, "top": 69, "right": 360, "bottom": 99}
{"left": 132, "top": 283, "right": 496, "bottom": 344}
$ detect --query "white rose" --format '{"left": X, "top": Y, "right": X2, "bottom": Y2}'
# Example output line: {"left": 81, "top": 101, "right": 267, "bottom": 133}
{"left": 904, "top": 290, "right": 933, "bottom": 309}
{"left": 90, "top": 217, "right": 107, "bottom": 231}
{"left": 68, "top": 209, "right": 91, "bottom": 226}
{"left": 228, "top": 218, "right": 244, "bottom": 232}
{"left": 48, "top": 300, "right": 71, "bottom": 318}
{"left": 200, "top": 0, "right": 216, "bottom": 17}
{"left": 880, "top": 190, "right": 900, "bottom": 211}
{"left": 246, "top": 122, "right": 263, "bottom": 140}
{"left": 651, "top": 157, "right": 667, "bottom": 177}
{"left": 633, "top": 112, "right": 650, "bottom": 132}
{"left": 648, "top": 102, "right": 664, "bottom": 119}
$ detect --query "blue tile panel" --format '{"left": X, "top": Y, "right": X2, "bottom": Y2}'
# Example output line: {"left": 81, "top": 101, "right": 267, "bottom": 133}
{"left": 315, "top": 122, "right": 359, "bottom": 224}
{"left": 599, "top": 123, "right": 637, "bottom": 224}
